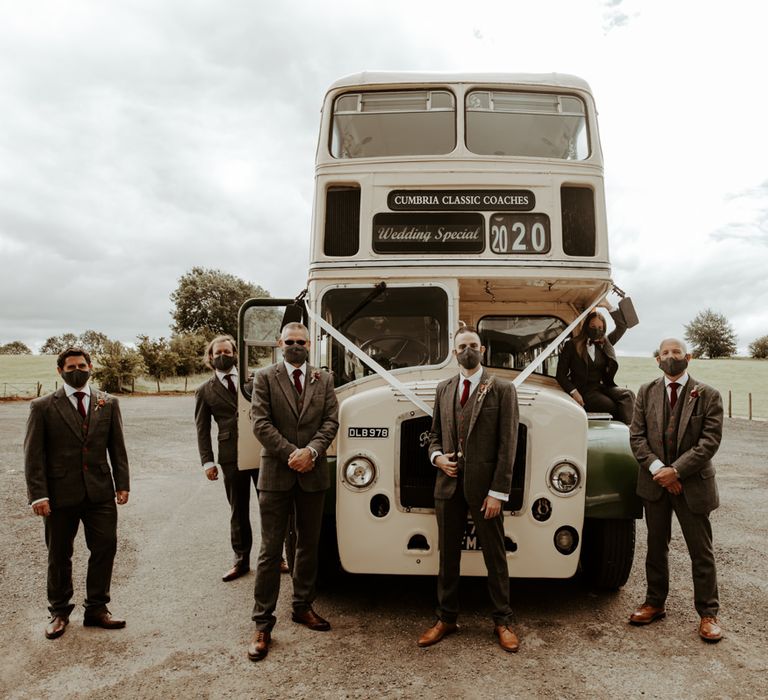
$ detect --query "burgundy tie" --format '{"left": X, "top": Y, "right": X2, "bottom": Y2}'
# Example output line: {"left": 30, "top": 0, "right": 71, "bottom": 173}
{"left": 74, "top": 391, "right": 87, "bottom": 418}
{"left": 460, "top": 379, "right": 470, "bottom": 407}
{"left": 293, "top": 369, "right": 303, "bottom": 394}
{"left": 224, "top": 374, "right": 236, "bottom": 396}
{"left": 669, "top": 382, "right": 679, "bottom": 410}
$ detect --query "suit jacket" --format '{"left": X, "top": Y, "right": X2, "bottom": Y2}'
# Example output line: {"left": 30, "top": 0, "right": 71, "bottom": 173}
{"left": 250, "top": 363, "right": 339, "bottom": 492}
{"left": 428, "top": 369, "right": 518, "bottom": 506}
{"left": 630, "top": 375, "right": 722, "bottom": 514}
{"left": 556, "top": 308, "right": 627, "bottom": 394}
{"left": 195, "top": 375, "right": 238, "bottom": 466}
{"left": 24, "top": 387, "right": 130, "bottom": 508}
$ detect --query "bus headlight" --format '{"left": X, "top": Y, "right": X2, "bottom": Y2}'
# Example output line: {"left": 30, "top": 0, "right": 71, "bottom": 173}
{"left": 343, "top": 456, "right": 377, "bottom": 489}
{"left": 548, "top": 461, "right": 581, "bottom": 496}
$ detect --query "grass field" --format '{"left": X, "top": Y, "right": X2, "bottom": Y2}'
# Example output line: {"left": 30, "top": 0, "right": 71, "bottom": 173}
{"left": 2, "top": 354, "right": 766, "bottom": 419}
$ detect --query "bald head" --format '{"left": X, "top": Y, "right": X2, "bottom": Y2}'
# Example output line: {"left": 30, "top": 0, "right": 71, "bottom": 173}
{"left": 658, "top": 338, "right": 687, "bottom": 355}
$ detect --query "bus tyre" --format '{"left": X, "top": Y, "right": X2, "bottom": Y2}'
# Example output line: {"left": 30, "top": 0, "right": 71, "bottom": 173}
{"left": 580, "top": 518, "right": 636, "bottom": 590}
{"left": 317, "top": 516, "right": 342, "bottom": 586}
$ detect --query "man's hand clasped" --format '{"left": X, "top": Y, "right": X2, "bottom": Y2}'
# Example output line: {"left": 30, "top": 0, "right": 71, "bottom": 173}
{"left": 653, "top": 466, "right": 683, "bottom": 495}
{"left": 205, "top": 465, "right": 219, "bottom": 481}
{"left": 435, "top": 452, "right": 458, "bottom": 478}
{"left": 288, "top": 447, "right": 315, "bottom": 473}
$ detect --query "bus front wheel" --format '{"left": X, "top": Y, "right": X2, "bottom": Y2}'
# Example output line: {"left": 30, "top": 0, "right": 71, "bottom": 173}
{"left": 579, "top": 518, "right": 636, "bottom": 589}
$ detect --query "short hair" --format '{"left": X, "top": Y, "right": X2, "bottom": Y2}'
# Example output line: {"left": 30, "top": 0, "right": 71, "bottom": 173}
{"left": 281, "top": 322, "right": 309, "bottom": 339}
{"left": 658, "top": 337, "right": 688, "bottom": 354}
{"left": 57, "top": 346, "right": 91, "bottom": 369}
{"left": 205, "top": 335, "right": 236, "bottom": 369}
{"left": 453, "top": 324, "right": 480, "bottom": 343}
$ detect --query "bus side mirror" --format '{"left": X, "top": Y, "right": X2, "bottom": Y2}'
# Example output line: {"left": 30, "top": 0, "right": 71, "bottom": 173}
{"left": 281, "top": 303, "right": 305, "bottom": 329}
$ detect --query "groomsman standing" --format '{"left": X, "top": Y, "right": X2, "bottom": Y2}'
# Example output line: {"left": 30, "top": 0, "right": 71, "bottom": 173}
{"left": 629, "top": 337, "right": 724, "bottom": 642}
{"left": 24, "top": 347, "right": 130, "bottom": 639}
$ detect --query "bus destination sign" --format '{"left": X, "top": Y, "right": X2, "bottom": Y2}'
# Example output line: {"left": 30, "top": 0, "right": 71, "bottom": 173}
{"left": 373, "top": 213, "right": 484, "bottom": 254}
{"left": 388, "top": 189, "right": 535, "bottom": 212}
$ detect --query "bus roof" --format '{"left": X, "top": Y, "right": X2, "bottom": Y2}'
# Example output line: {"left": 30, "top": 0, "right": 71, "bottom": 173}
{"left": 327, "top": 71, "right": 593, "bottom": 94}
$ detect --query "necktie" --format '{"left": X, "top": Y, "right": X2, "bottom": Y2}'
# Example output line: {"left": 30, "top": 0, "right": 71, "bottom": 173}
{"left": 224, "top": 374, "right": 236, "bottom": 396}
{"left": 293, "top": 368, "right": 303, "bottom": 394}
{"left": 74, "top": 391, "right": 87, "bottom": 418}
{"left": 460, "top": 379, "right": 470, "bottom": 407}
{"left": 669, "top": 382, "right": 679, "bottom": 410}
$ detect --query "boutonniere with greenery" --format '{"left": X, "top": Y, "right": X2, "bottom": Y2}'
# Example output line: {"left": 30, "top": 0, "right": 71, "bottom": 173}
{"left": 477, "top": 376, "right": 495, "bottom": 403}
{"left": 310, "top": 370, "right": 322, "bottom": 385}
{"left": 688, "top": 385, "right": 703, "bottom": 404}
{"left": 93, "top": 392, "right": 108, "bottom": 412}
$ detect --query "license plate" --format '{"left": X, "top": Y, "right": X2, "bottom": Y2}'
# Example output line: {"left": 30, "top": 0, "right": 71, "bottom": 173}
{"left": 461, "top": 519, "right": 482, "bottom": 550}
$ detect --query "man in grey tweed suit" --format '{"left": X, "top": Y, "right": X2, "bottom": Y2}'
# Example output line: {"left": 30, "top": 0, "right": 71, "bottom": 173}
{"left": 418, "top": 326, "right": 520, "bottom": 653}
{"left": 629, "top": 337, "right": 724, "bottom": 642}
{"left": 247, "top": 322, "right": 339, "bottom": 661}
{"left": 195, "top": 334, "right": 259, "bottom": 582}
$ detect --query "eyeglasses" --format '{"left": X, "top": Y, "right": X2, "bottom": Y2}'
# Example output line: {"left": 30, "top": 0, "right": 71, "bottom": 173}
{"left": 283, "top": 339, "right": 307, "bottom": 346}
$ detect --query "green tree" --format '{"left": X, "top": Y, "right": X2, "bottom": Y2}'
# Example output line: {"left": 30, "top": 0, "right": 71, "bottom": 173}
{"left": 40, "top": 333, "right": 79, "bottom": 354}
{"left": 170, "top": 332, "right": 208, "bottom": 391}
{"left": 78, "top": 330, "right": 110, "bottom": 355}
{"left": 0, "top": 340, "right": 32, "bottom": 355}
{"left": 137, "top": 335, "right": 180, "bottom": 392}
{"left": 684, "top": 309, "right": 737, "bottom": 359}
{"left": 170, "top": 267, "right": 271, "bottom": 339}
{"left": 749, "top": 335, "right": 768, "bottom": 359}
{"left": 92, "top": 340, "right": 144, "bottom": 393}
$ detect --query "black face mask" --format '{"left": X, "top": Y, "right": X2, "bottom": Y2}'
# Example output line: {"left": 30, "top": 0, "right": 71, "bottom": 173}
{"left": 658, "top": 356, "right": 688, "bottom": 376}
{"left": 283, "top": 345, "right": 308, "bottom": 366}
{"left": 61, "top": 369, "right": 90, "bottom": 389}
{"left": 456, "top": 347, "right": 482, "bottom": 370}
{"left": 212, "top": 354, "right": 236, "bottom": 372}
{"left": 586, "top": 327, "right": 605, "bottom": 341}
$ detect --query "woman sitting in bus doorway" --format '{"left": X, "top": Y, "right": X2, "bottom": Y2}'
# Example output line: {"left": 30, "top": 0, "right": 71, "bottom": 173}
{"left": 556, "top": 302, "right": 634, "bottom": 425}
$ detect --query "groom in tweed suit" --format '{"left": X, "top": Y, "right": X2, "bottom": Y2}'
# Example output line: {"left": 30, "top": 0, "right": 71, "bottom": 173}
{"left": 247, "top": 322, "right": 339, "bottom": 661}
{"left": 629, "top": 337, "right": 724, "bottom": 642}
{"left": 418, "top": 326, "right": 520, "bottom": 653}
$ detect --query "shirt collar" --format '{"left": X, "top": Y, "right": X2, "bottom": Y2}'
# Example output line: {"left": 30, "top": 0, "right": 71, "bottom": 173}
{"left": 284, "top": 361, "right": 307, "bottom": 377}
{"left": 664, "top": 372, "right": 689, "bottom": 388}
{"left": 215, "top": 367, "right": 238, "bottom": 382}
{"left": 457, "top": 367, "right": 483, "bottom": 389}
{"left": 64, "top": 382, "right": 91, "bottom": 397}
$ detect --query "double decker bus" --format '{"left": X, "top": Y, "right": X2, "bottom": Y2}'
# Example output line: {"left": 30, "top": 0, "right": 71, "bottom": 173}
{"left": 238, "top": 72, "right": 641, "bottom": 588}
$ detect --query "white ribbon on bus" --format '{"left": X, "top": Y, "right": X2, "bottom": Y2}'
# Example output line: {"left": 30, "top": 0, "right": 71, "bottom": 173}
{"left": 305, "top": 290, "right": 606, "bottom": 418}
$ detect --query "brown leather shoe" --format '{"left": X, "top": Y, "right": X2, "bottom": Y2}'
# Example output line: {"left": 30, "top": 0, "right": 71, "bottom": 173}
{"left": 629, "top": 603, "right": 666, "bottom": 625}
{"left": 699, "top": 616, "right": 722, "bottom": 642}
{"left": 495, "top": 625, "right": 520, "bottom": 653}
{"left": 45, "top": 615, "right": 69, "bottom": 639}
{"left": 417, "top": 620, "right": 458, "bottom": 648}
{"left": 222, "top": 564, "right": 249, "bottom": 582}
{"left": 280, "top": 558, "right": 291, "bottom": 574}
{"left": 247, "top": 631, "right": 271, "bottom": 661}
{"left": 291, "top": 607, "right": 331, "bottom": 631}
{"left": 83, "top": 611, "right": 126, "bottom": 629}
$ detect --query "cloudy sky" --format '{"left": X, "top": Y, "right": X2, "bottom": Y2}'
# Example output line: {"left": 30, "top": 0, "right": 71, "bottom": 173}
{"left": 1, "top": 0, "right": 766, "bottom": 355}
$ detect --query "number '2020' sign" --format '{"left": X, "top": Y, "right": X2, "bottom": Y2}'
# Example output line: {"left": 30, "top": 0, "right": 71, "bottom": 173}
{"left": 489, "top": 213, "right": 551, "bottom": 254}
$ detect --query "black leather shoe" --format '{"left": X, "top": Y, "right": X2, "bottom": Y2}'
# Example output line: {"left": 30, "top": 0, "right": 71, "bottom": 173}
{"left": 291, "top": 607, "right": 331, "bottom": 631}
{"left": 45, "top": 615, "right": 69, "bottom": 639}
{"left": 83, "top": 611, "right": 126, "bottom": 629}
{"left": 222, "top": 564, "right": 249, "bottom": 582}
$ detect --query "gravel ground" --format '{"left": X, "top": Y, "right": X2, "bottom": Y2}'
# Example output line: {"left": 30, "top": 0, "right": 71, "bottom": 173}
{"left": 1, "top": 396, "right": 766, "bottom": 699}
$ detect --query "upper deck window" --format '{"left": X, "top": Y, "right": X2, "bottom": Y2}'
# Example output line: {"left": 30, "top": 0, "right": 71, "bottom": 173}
{"left": 331, "top": 90, "right": 456, "bottom": 159}
{"left": 466, "top": 91, "right": 589, "bottom": 160}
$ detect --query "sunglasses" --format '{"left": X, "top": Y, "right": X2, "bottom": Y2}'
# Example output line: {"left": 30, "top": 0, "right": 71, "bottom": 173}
{"left": 283, "top": 339, "right": 307, "bottom": 346}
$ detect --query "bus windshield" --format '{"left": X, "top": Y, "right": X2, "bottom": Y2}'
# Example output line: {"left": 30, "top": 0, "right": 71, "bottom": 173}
{"left": 331, "top": 90, "right": 456, "bottom": 158}
{"left": 466, "top": 90, "right": 588, "bottom": 160}
{"left": 478, "top": 315, "right": 567, "bottom": 377}
{"left": 321, "top": 286, "right": 449, "bottom": 385}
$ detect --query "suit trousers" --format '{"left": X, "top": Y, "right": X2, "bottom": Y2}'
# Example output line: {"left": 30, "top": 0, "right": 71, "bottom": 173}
{"left": 44, "top": 498, "right": 118, "bottom": 617}
{"left": 642, "top": 492, "right": 719, "bottom": 617}
{"left": 252, "top": 485, "right": 325, "bottom": 631}
{"left": 583, "top": 385, "right": 634, "bottom": 425}
{"left": 220, "top": 462, "right": 258, "bottom": 565}
{"left": 435, "top": 477, "right": 513, "bottom": 626}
